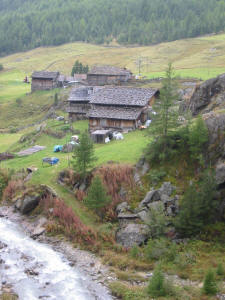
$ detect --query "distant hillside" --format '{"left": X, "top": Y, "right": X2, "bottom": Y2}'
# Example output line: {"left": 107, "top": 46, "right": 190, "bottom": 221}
{"left": 0, "top": 0, "right": 225, "bottom": 56}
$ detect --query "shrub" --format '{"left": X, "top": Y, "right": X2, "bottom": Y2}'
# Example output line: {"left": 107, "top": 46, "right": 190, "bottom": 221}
{"left": 216, "top": 263, "right": 224, "bottom": 276}
{"left": 2, "top": 180, "right": 24, "bottom": 202}
{"left": 129, "top": 244, "right": 140, "bottom": 259}
{"left": 175, "top": 169, "right": 218, "bottom": 237}
{"left": 148, "top": 169, "right": 166, "bottom": 185}
{"left": 16, "top": 98, "right": 22, "bottom": 106}
{"left": 146, "top": 202, "right": 167, "bottom": 238}
{"left": 54, "top": 93, "right": 59, "bottom": 106}
{"left": 0, "top": 170, "right": 8, "bottom": 200}
{"left": 188, "top": 115, "right": 208, "bottom": 164}
{"left": 202, "top": 269, "right": 218, "bottom": 295}
{"left": 144, "top": 238, "right": 177, "bottom": 262}
{"left": 0, "top": 64, "right": 3, "bottom": 71}
{"left": 39, "top": 195, "right": 97, "bottom": 246}
{"left": 147, "top": 266, "right": 166, "bottom": 297}
{"left": 94, "top": 164, "right": 137, "bottom": 221}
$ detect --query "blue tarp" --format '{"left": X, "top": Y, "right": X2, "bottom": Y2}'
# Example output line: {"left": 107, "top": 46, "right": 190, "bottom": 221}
{"left": 53, "top": 145, "right": 63, "bottom": 152}
{"left": 43, "top": 157, "right": 59, "bottom": 165}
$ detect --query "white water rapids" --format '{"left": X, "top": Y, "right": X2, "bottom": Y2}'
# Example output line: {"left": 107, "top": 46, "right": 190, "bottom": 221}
{"left": 0, "top": 217, "right": 113, "bottom": 300}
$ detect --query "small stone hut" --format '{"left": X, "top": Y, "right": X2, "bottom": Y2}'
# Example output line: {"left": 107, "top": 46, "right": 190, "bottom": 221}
{"left": 31, "top": 71, "right": 60, "bottom": 92}
{"left": 87, "top": 65, "right": 132, "bottom": 86}
{"left": 88, "top": 87, "right": 159, "bottom": 132}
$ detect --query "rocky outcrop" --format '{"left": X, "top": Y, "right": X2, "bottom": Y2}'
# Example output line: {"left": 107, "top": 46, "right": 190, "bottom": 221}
{"left": 180, "top": 73, "right": 225, "bottom": 115}
{"left": 115, "top": 182, "right": 179, "bottom": 248}
{"left": 204, "top": 112, "right": 225, "bottom": 163}
{"left": 215, "top": 163, "right": 225, "bottom": 186}
{"left": 15, "top": 194, "right": 41, "bottom": 214}
{"left": 116, "top": 223, "right": 150, "bottom": 248}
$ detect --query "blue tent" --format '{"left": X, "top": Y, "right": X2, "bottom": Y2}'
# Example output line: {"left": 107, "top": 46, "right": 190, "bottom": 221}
{"left": 53, "top": 145, "right": 63, "bottom": 152}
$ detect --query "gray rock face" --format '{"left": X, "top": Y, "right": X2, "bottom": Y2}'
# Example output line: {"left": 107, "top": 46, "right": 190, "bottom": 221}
{"left": 139, "top": 190, "right": 160, "bottom": 208}
{"left": 116, "top": 224, "right": 150, "bottom": 248}
{"left": 204, "top": 112, "right": 225, "bottom": 162}
{"left": 180, "top": 73, "right": 225, "bottom": 115}
{"left": 116, "top": 202, "right": 130, "bottom": 214}
{"left": 15, "top": 195, "right": 40, "bottom": 214}
{"left": 215, "top": 163, "right": 225, "bottom": 185}
{"left": 20, "top": 195, "right": 40, "bottom": 214}
{"left": 159, "top": 182, "right": 175, "bottom": 197}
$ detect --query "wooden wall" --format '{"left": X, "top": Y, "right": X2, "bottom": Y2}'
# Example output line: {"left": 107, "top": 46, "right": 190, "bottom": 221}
{"left": 31, "top": 78, "right": 57, "bottom": 92}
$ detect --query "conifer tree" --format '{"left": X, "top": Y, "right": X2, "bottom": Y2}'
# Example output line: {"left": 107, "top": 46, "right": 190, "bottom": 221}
{"left": 72, "top": 131, "right": 95, "bottom": 178}
{"left": 202, "top": 269, "right": 218, "bottom": 295}
{"left": 84, "top": 176, "right": 111, "bottom": 219}
{"left": 148, "top": 63, "right": 179, "bottom": 160}
{"left": 147, "top": 266, "right": 166, "bottom": 297}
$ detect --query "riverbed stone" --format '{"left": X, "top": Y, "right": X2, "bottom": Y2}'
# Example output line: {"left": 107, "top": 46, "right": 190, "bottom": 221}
{"left": 20, "top": 195, "right": 40, "bottom": 214}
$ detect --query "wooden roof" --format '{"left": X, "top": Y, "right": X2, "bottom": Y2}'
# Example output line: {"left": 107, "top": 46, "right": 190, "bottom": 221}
{"left": 89, "top": 87, "right": 158, "bottom": 107}
{"left": 88, "top": 65, "right": 131, "bottom": 76}
{"left": 88, "top": 105, "right": 142, "bottom": 120}
{"left": 32, "top": 71, "right": 59, "bottom": 80}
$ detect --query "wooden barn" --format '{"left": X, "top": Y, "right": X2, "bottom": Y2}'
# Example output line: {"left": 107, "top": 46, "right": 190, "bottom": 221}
{"left": 87, "top": 65, "right": 132, "bottom": 86}
{"left": 88, "top": 87, "right": 159, "bottom": 132}
{"left": 31, "top": 71, "right": 60, "bottom": 92}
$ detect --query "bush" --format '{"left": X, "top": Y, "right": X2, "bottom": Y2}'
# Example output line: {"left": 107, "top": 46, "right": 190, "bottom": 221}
{"left": 216, "top": 263, "right": 224, "bottom": 276}
{"left": 0, "top": 170, "right": 8, "bottom": 200}
{"left": 0, "top": 64, "right": 3, "bottom": 71}
{"left": 202, "top": 269, "right": 218, "bottom": 295}
{"left": 16, "top": 98, "right": 22, "bottom": 106}
{"left": 144, "top": 238, "right": 177, "bottom": 262}
{"left": 148, "top": 169, "right": 166, "bottom": 185}
{"left": 147, "top": 267, "right": 166, "bottom": 297}
{"left": 146, "top": 202, "right": 167, "bottom": 238}
{"left": 175, "top": 169, "right": 218, "bottom": 237}
{"left": 129, "top": 244, "right": 140, "bottom": 259}
{"left": 147, "top": 266, "right": 175, "bottom": 298}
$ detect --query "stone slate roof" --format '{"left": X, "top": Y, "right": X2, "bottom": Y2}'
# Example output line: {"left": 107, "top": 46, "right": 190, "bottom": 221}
{"left": 68, "top": 87, "right": 93, "bottom": 102}
{"left": 32, "top": 71, "right": 59, "bottom": 80}
{"left": 88, "top": 105, "right": 143, "bottom": 120}
{"left": 89, "top": 87, "right": 157, "bottom": 107}
{"left": 88, "top": 65, "right": 131, "bottom": 76}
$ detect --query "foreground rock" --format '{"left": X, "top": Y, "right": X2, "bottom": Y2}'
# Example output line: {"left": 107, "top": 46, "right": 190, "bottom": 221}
{"left": 116, "top": 182, "right": 179, "bottom": 248}
{"left": 180, "top": 73, "right": 225, "bottom": 115}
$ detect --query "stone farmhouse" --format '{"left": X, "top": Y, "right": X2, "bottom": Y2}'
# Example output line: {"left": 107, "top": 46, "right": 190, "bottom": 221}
{"left": 31, "top": 71, "right": 60, "bottom": 92}
{"left": 87, "top": 65, "right": 132, "bottom": 86}
{"left": 88, "top": 87, "right": 159, "bottom": 132}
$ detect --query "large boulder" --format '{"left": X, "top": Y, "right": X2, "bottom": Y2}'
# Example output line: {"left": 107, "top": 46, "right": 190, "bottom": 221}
{"left": 116, "top": 223, "right": 150, "bottom": 248}
{"left": 180, "top": 73, "right": 225, "bottom": 115}
{"left": 19, "top": 195, "right": 41, "bottom": 214}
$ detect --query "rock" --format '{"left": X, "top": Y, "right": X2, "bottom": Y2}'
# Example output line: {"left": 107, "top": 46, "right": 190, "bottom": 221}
{"left": 137, "top": 209, "right": 151, "bottom": 223}
{"left": 19, "top": 195, "right": 40, "bottom": 214}
{"left": 25, "top": 268, "right": 39, "bottom": 276}
{"left": 204, "top": 113, "right": 225, "bottom": 163}
{"left": 133, "top": 171, "right": 141, "bottom": 185}
{"left": 116, "top": 202, "right": 130, "bottom": 214}
{"left": 147, "top": 201, "right": 163, "bottom": 211}
{"left": 0, "top": 241, "right": 7, "bottom": 249}
{"left": 141, "top": 161, "right": 150, "bottom": 176}
{"left": 180, "top": 73, "right": 225, "bottom": 115}
{"left": 215, "top": 163, "right": 225, "bottom": 185}
{"left": 116, "top": 223, "right": 150, "bottom": 248}
{"left": 158, "top": 182, "right": 175, "bottom": 197}
{"left": 31, "top": 226, "right": 45, "bottom": 238}
{"left": 117, "top": 213, "right": 139, "bottom": 226}
{"left": 139, "top": 190, "right": 160, "bottom": 208}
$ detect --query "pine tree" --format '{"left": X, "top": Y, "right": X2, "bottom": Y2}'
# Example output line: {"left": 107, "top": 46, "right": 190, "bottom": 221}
{"left": 148, "top": 63, "right": 179, "bottom": 160}
{"left": 72, "top": 131, "right": 95, "bottom": 178}
{"left": 175, "top": 169, "right": 218, "bottom": 237}
{"left": 84, "top": 176, "right": 111, "bottom": 219}
{"left": 202, "top": 269, "right": 218, "bottom": 295}
{"left": 147, "top": 266, "right": 166, "bottom": 297}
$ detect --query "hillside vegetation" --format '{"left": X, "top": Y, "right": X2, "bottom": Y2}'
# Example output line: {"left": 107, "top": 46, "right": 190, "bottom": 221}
{"left": 1, "top": 0, "right": 225, "bottom": 56}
